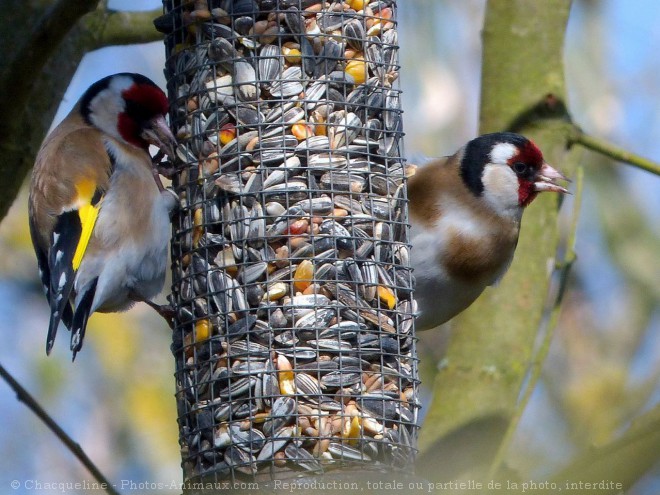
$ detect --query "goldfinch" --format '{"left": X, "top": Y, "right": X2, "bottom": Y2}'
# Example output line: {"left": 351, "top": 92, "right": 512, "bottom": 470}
{"left": 29, "top": 73, "right": 177, "bottom": 359}
{"left": 409, "top": 132, "right": 569, "bottom": 330}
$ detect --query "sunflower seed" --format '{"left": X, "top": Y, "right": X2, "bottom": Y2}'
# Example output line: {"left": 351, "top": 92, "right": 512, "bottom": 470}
{"left": 169, "top": 1, "right": 417, "bottom": 477}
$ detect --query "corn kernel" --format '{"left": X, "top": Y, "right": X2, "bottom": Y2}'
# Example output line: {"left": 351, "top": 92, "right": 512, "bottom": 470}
{"left": 195, "top": 319, "right": 210, "bottom": 342}
{"left": 219, "top": 123, "right": 236, "bottom": 145}
{"left": 291, "top": 121, "right": 314, "bottom": 140}
{"left": 345, "top": 59, "right": 367, "bottom": 85}
{"left": 277, "top": 354, "right": 296, "bottom": 395}
{"left": 380, "top": 7, "right": 393, "bottom": 20}
{"left": 283, "top": 46, "right": 302, "bottom": 64}
{"left": 288, "top": 218, "right": 309, "bottom": 235}
{"left": 294, "top": 259, "right": 314, "bottom": 292}
{"left": 192, "top": 208, "right": 203, "bottom": 248}
{"left": 377, "top": 285, "right": 396, "bottom": 310}
{"left": 314, "top": 122, "right": 327, "bottom": 136}
{"left": 349, "top": 0, "right": 366, "bottom": 10}
{"left": 343, "top": 416, "right": 361, "bottom": 445}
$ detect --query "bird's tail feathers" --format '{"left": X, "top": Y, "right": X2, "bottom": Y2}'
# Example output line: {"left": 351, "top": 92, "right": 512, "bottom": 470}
{"left": 46, "top": 211, "right": 82, "bottom": 355}
{"left": 47, "top": 300, "right": 74, "bottom": 355}
{"left": 70, "top": 279, "right": 98, "bottom": 361}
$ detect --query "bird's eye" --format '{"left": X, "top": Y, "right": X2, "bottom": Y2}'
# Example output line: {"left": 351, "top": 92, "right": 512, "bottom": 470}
{"left": 513, "top": 162, "right": 529, "bottom": 175}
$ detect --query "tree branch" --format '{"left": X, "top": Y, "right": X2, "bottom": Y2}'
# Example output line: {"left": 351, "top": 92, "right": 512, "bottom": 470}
{"left": 0, "top": 363, "right": 120, "bottom": 495}
{"left": 0, "top": 0, "right": 99, "bottom": 137}
{"left": 570, "top": 127, "right": 660, "bottom": 176}
{"left": 536, "top": 403, "right": 660, "bottom": 495}
{"left": 86, "top": 9, "right": 164, "bottom": 49}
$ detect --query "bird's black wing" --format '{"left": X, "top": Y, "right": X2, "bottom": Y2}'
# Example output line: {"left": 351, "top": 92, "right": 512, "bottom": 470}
{"left": 46, "top": 210, "right": 82, "bottom": 354}
{"left": 43, "top": 181, "right": 104, "bottom": 355}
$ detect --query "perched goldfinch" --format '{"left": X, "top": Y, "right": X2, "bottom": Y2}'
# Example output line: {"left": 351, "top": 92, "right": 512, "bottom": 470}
{"left": 29, "top": 73, "right": 177, "bottom": 359}
{"left": 409, "top": 132, "right": 569, "bottom": 330}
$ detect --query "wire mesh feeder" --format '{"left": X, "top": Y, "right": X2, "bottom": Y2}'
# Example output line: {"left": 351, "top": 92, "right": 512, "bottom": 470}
{"left": 161, "top": 0, "right": 418, "bottom": 484}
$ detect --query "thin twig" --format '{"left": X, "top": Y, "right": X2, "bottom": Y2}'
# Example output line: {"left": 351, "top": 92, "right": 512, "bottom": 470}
{"left": 486, "top": 167, "right": 584, "bottom": 480}
{"left": 546, "top": 403, "right": 660, "bottom": 493}
{"left": 0, "top": 363, "right": 121, "bottom": 495}
{"left": 570, "top": 128, "right": 660, "bottom": 176}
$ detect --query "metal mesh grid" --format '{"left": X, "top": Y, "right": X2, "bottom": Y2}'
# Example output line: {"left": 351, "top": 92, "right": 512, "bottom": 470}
{"left": 160, "top": 0, "right": 418, "bottom": 483}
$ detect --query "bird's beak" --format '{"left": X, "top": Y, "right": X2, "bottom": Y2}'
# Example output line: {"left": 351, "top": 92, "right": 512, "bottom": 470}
{"left": 142, "top": 115, "right": 176, "bottom": 159}
{"left": 534, "top": 162, "right": 570, "bottom": 194}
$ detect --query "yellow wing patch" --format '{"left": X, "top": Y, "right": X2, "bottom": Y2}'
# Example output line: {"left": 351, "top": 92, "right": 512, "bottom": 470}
{"left": 72, "top": 179, "right": 101, "bottom": 271}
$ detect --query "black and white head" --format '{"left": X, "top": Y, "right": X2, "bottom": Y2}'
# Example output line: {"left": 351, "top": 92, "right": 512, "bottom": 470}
{"left": 79, "top": 73, "right": 175, "bottom": 156}
{"left": 459, "top": 132, "right": 568, "bottom": 217}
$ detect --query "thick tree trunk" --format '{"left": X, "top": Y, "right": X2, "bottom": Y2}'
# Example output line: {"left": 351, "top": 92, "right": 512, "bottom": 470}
{"left": 418, "top": 0, "right": 581, "bottom": 481}
{"left": 0, "top": 0, "right": 96, "bottom": 221}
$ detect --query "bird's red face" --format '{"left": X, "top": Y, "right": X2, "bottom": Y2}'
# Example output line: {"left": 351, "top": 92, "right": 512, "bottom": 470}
{"left": 118, "top": 82, "right": 170, "bottom": 149}
{"left": 507, "top": 139, "right": 544, "bottom": 207}
{"left": 507, "top": 139, "right": 569, "bottom": 207}
{"left": 118, "top": 80, "right": 175, "bottom": 158}
{"left": 460, "top": 132, "right": 569, "bottom": 215}
{"left": 82, "top": 73, "right": 176, "bottom": 158}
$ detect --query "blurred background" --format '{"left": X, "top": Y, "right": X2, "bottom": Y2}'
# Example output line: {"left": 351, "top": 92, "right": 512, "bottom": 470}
{"left": 0, "top": 0, "right": 658, "bottom": 493}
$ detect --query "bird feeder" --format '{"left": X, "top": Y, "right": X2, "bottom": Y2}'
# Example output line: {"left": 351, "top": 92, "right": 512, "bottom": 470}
{"left": 160, "top": 0, "right": 418, "bottom": 487}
